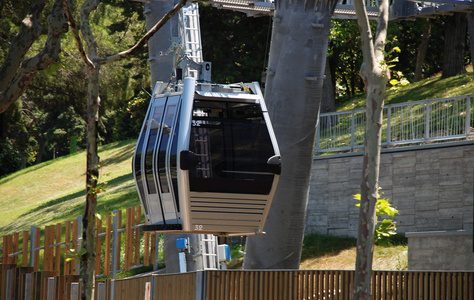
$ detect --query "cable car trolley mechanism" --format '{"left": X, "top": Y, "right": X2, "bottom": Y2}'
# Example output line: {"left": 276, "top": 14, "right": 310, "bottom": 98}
{"left": 133, "top": 78, "right": 281, "bottom": 236}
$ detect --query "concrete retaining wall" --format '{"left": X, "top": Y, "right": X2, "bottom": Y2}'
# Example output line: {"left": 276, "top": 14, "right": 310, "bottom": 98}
{"left": 406, "top": 230, "right": 474, "bottom": 270}
{"left": 306, "top": 142, "right": 474, "bottom": 238}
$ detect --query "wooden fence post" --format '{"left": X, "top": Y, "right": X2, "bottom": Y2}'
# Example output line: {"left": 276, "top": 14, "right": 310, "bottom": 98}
{"left": 135, "top": 206, "right": 141, "bottom": 266}
{"left": 104, "top": 213, "right": 111, "bottom": 277}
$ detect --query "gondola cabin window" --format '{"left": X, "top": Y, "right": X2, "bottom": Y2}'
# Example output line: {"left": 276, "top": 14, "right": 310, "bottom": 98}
{"left": 188, "top": 101, "right": 275, "bottom": 195}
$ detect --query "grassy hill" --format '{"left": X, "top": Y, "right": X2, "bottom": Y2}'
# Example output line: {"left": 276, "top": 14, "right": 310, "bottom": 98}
{"left": 0, "top": 139, "right": 140, "bottom": 237}
{"left": 336, "top": 69, "right": 474, "bottom": 111}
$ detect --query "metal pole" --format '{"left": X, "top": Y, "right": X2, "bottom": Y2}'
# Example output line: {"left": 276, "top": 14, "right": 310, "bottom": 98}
{"left": 112, "top": 210, "right": 119, "bottom": 279}
{"left": 315, "top": 116, "right": 321, "bottom": 155}
{"left": 110, "top": 279, "right": 116, "bottom": 300}
{"left": 425, "top": 101, "right": 430, "bottom": 140}
{"left": 466, "top": 96, "right": 470, "bottom": 138}
{"left": 386, "top": 106, "right": 391, "bottom": 145}
{"left": 76, "top": 215, "right": 82, "bottom": 275}
{"left": 350, "top": 111, "right": 355, "bottom": 152}
{"left": 29, "top": 226, "right": 36, "bottom": 268}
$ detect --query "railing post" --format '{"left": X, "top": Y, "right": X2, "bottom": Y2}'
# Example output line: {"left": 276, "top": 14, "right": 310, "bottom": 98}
{"left": 315, "top": 116, "right": 321, "bottom": 155}
{"left": 112, "top": 210, "right": 119, "bottom": 279}
{"left": 386, "top": 106, "right": 391, "bottom": 145}
{"left": 425, "top": 100, "right": 430, "bottom": 140}
{"left": 350, "top": 111, "right": 355, "bottom": 152}
{"left": 465, "top": 96, "right": 470, "bottom": 138}
{"left": 29, "top": 226, "right": 36, "bottom": 268}
{"left": 110, "top": 279, "right": 115, "bottom": 300}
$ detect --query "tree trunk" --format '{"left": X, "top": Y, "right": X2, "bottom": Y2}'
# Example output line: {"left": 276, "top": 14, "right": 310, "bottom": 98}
{"left": 81, "top": 66, "right": 100, "bottom": 300}
{"left": 321, "top": 57, "right": 336, "bottom": 113}
{"left": 352, "top": 0, "right": 390, "bottom": 298}
{"left": 244, "top": 0, "right": 337, "bottom": 269}
{"left": 468, "top": 12, "right": 474, "bottom": 76}
{"left": 442, "top": 12, "right": 467, "bottom": 78}
{"left": 414, "top": 19, "right": 431, "bottom": 82}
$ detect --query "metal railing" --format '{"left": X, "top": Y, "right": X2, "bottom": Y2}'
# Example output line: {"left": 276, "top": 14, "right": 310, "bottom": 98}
{"left": 315, "top": 94, "right": 474, "bottom": 155}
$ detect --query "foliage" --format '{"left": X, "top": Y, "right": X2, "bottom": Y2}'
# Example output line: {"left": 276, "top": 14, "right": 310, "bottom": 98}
{"left": 0, "top": 0, "right": 150, "bottom": 177}
{"left": 354, "top": 188, "right": 399, "bottom": 245}
{"left": 199, "top": 3, "right": 271, "bottom": 83}
{"left": 113, "top": 90, "right": 150, "bottom": 140}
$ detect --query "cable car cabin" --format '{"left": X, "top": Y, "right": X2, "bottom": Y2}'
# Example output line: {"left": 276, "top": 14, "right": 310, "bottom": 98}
{"left": 133, "top": 78, "right": 281, "bottom": 236}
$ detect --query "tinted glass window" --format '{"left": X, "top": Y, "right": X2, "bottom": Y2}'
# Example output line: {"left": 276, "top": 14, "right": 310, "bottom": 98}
{"left": 188, "top": 100, "right": 275, "bottom": 194}
{"left": 157, "top": 96, "right": 179, "bottom": 193}
{"left": 134, "top": 106, "right": 151, "bottom": 213}
{"left": 144, "top": 101, "right": 166, "bottom": 194}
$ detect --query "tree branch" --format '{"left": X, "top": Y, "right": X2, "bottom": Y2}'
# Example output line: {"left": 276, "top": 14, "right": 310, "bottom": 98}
{"left": 98, "top": 0, "right": 187, "bottom": 65}
{"left": 353, "top": 0, "right": 376, "bottom": 73}
{"left": 0, "top": 0, "right": 46, "bottom": 92}
{"left": 62, "top": 0, "right": 95, "bottom": 70}
{"left": 0, "top": 0, "right": 68, "bottom": 114}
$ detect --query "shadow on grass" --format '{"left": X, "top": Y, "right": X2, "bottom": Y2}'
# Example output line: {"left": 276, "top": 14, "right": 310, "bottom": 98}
{"left": 300, "top": 233, "right": 357, "bottom": 261}
{"left": 2, "top": 173, "right": 139, "bottom": 235}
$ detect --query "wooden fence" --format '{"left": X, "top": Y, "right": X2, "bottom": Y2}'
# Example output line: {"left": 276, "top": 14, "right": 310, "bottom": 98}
{"left": 1, "top": 206, "right": 161, "bottom": 279}
{"left": 2, "top": 267, "right": 473, "bottom": 300}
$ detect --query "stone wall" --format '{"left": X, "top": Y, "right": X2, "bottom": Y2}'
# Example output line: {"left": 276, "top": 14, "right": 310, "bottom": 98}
{"left": 306, "top": 142, "right": 474, "bottom": 238}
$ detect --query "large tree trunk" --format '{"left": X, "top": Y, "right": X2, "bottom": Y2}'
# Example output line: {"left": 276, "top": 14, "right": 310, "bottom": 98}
{"left": 442, "top": 12, "right": 467, "bottom": 78}
{"left": 352, "top": 0, "right": 390, "bottom": 298}
{"left": 468, "top": 12, "right": 474, "bottom": 76}
{"left": 321, "top": 57, "right": 336, "bottom": 113}
{"left": 244, "top": 0, "right": 337, "bottom": 269}
{"left": 414, "top": 19, "right": 431, "bottom": 82}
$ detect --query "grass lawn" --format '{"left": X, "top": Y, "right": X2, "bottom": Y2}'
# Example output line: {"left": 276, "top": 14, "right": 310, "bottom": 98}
{"left": 336, "top": 70, "right": 474, "bottom": 112}
{"left": 0, "top": 139, "right": 140, "bottom": 237}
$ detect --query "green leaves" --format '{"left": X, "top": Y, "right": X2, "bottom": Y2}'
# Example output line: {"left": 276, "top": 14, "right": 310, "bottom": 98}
{"left": 354, "top": 188, "right": 399, "bottom": 245}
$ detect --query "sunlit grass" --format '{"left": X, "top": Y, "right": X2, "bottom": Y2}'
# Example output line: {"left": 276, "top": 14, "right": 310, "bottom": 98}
{"left": 336, "top": 71, "right": 474, "bottom": 111}
{"left": 0, "top": 139, "right": 140, "bottom": 237}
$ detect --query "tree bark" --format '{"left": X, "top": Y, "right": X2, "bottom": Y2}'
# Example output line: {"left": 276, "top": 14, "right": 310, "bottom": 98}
{"left": 414, "top": 19, "right": 431, "bottom": 82}
{"left": 321, "top": 57, "right": 336, "bottom": 113}
{"left": 442, "top": 12, "right": 467, "bottom": 78}
{"left": 467, "top": 12, "right": 474, "bottom": 76}
{"left": 352, "top": 0, "right": 390, "bottom": 298}
{"left": 244, "top": 0, "right": 338, "bottom": 269}
{"left": 0, "top": 0, "right": 67, "bottom": 114}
